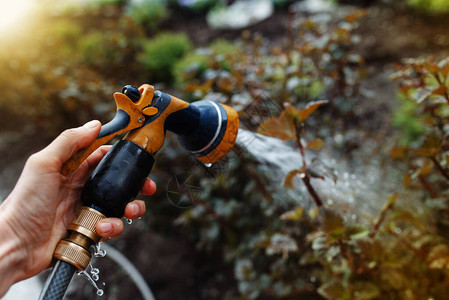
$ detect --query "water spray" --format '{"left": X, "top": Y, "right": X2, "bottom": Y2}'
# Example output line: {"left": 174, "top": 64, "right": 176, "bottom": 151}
{"left": 38, "top": 84, "right": 239, "bottom": 300}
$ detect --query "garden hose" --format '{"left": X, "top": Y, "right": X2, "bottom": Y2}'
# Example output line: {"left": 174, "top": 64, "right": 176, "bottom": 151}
{"left": 38, "top": 260, "right": 77, "bottom": 300}
{"left": 39, "top": 84, "right": 239, "bottom": 299}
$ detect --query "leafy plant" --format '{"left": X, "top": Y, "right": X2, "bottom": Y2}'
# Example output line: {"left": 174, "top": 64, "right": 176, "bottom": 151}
{"left": 407, "top": 0, "right": 449, "bottom": 13}
{"left": 138, "top": 32, "right": 193, "bottom": 82}
{"left": 177, "top": 11, "right": 366, "bottom": 137}
{"left": 392, "top": 93, "right": 427, "bottom": 146}
{"left": 166, "top": 12, "right": 449, "bottom": 299}
{"left": 391, "top": 57, "right": 449, "bottom": 200}
{"left": 78, "top": 18, "right": 145, "bottom": 77}
{"left": 0, "top": 18, "right": 121, "bottom": 136}
{"left": 258, "top": 100, "right": 329, "bottom": 206}
{"left": 170, "top": 0, "right": 220, "bottom": 14}
{"left": 172, "top": 39, "right": 240, "bottom": 88}
{"left": 125, "top": 0, "right": 168, "bottom": 31}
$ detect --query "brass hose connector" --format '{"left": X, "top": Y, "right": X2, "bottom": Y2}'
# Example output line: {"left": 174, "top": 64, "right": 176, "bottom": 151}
{"left": 53, "top": 206, "right": 106, "bottom": 270}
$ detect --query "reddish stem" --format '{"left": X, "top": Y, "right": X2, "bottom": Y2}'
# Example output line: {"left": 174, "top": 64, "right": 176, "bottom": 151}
{"left": 301, "top": 175, "right": 323, "bottom": 207}
{"left": 417, "top": 175, "right": 438, "bottom": 198}
{"left": 293, "top": 122, "right": 323, "bottom": 207}
{"left": 431, "top": 157, "right": 449, "bottom": 182}
{"left": 370, "top": 199, "right": 394, "bottom": 238}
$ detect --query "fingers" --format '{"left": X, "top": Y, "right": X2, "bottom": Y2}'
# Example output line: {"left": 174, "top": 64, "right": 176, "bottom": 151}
{"left": 124, "top": 200, "right": 146, "bottom": 219}
{"left": 140, "top": 178, "right": 157, "bottom": 195}
{"left": 71, "top": 145, "right": 112, "bottom": 183}
{"left": 96, "top": 218, "right": 124, "bottom": 238}
{"left": 84, "top": 145, "right": 112, "bottom": 173}
{"left": 95, "top": 199, "right": 146, "bottom": 239}
{"left": 29, "top": 121, "right": 101, "bottom": 172}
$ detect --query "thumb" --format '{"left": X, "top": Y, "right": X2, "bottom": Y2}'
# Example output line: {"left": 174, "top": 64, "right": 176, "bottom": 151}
{"left": 38, "top": 120, "right": 101, "bottom": 170}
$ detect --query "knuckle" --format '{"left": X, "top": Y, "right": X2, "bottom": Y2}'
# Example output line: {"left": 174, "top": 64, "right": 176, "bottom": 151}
{"left": 60, "top": 128, "right": 79, "bottom": 142}
{"left": 27, "top": 149, "right": 60, "bottom": 171}
{"left": 26, "top": 152, "right": 46, "bottom": 169}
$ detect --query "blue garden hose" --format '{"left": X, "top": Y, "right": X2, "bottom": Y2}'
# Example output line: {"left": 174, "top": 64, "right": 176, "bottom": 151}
{"left": 38, "top": 260, "right": 77, "bottom": 300}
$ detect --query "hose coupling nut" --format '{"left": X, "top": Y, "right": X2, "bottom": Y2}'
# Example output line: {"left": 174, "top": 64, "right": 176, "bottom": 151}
{"left": 53, "top": 206, "right": 106, "bottom": 270}
{"left": 68, "top": 206, "right": 106, "bottom": 243}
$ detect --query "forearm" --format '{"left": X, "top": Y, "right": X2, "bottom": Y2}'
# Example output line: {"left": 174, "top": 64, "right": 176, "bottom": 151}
{"left": 0, "top": 205, "right": 27, "bottom": 297}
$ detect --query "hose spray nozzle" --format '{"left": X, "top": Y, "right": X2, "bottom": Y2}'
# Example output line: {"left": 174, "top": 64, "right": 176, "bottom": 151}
{"left": 53, "top": 84, "right": 239, "bottom": 271}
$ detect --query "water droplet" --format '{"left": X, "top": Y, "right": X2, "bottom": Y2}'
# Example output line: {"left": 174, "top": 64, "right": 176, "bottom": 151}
{"left": 77, "top": 268, "right": 104, "bottom": 297}
{"left": 204, "top": 163, "right": 212, "bottom": 168}
{"left": 102, "top": 282, "right": 106, "bottom": 286}
{"left": 394, "top": 227, "right": 402, "bottom": 234}
{"left": 96, "top": 249, "right": 107, "bottom": 257}
{"left": 93, "top": 242, "right": 107, "bottom": 258}
{"left": 310, "top": 276, "right": 316, "bottom": 283}
{"left": 137, "top": 217, "right": 142, "bottom": 220}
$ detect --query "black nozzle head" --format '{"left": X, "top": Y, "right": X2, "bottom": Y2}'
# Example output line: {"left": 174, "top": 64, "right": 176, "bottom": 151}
{"left": 176, "top": 101, "right": 227, "bottom": 155}
{"left": 175, "top": 100, "right": 239, "bottom": 164}
{"left": 122, "top": 85, "right": 141, "bottom": 102}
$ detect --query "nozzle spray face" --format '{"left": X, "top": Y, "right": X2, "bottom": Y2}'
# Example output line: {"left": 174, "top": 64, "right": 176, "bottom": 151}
{"left": 176, "top": 100, "right": 239, "bottom": 164}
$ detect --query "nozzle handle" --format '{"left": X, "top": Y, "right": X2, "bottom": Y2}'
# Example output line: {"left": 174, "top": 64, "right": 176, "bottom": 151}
{"left": 52, "top": 140, "right": 154, "bottom": 271}
{"left": 81, "top": 139, "right": 155, "bottom": 218}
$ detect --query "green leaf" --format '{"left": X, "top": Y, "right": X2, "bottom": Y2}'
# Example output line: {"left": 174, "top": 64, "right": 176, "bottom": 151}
{"left": 380, "top": 267, "right": 407, "bottom": 290}
{"left": 415, "top": 88, "right": 432, "bottom": 103}
{"left": 427, "top": 244, "right": 449, "bottom": 269}
{"left": 403, "top": 173, "right": 413, "bottom": 188}
{"left": 441, "top": 64, "right": 449, "bottom": 77}
{"left": 283, "top": 169, "right": 301, "bottom": 189}
{"left": 353, "top": 281, "right": 380, "bottom": 300}
{"left": 285, "top": 100, "right": 328, "bottom": 122}
{"left": 306, "top": 138, "right": 325, "bottom": 151}
{"left": 308, "top": 207, "right": 319, "bottom": 220}
{"left": 265, "top": 233, "right": 298, "bottom": 256}
{"left": 410, "top": 148, "right": 438, "bottom": 157}
{"left": 257, "top": 111, "right": 295, "bottom": 140}
{"left": 321, "top": 209, "right": 345, "bottom": 236}
{"left": 390, "top": 146, "right": 407, "bottom": 159}
{"left": 411, "top": 160, "right": 434, "bottom": 178}
{"left": 317, "top": 280, "right": 346, "bottom": 299}
{"left": 432, "top": 84, "right": 447, "bottom": 96}
{"left": 280, "top": 207, "right": 303, "bottom": 221}
{"left": 348, "top": 225, "right": 370, "bottom": 239}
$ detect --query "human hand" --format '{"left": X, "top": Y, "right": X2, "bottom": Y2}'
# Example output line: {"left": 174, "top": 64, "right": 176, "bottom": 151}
{"left": 0, "top": 120, "right": 156, "bottom": 295}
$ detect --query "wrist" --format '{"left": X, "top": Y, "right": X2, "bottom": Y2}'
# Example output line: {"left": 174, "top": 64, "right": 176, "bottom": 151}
{"left": 0, "top": 204, "right": 27, "bottom": 296}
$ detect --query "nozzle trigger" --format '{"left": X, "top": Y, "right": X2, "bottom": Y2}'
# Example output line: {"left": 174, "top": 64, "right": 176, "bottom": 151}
{"left": 61, "top": 85, "right": 156, "bottom": 176}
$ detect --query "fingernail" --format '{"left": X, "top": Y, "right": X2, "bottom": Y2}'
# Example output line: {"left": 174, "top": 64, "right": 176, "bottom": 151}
{"left": 131, "top": 203, "right": 140, "bottom": 217}
{"left": 99, "top": 222, "right": 112, "bottom": 234}
{"left": 83, "top": 120, "right": 100, "bottom": 129}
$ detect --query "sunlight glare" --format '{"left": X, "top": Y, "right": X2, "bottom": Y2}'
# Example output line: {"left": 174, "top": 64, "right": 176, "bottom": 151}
{"left": 0, "top": 0, "right": 35, "bottom": 33}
